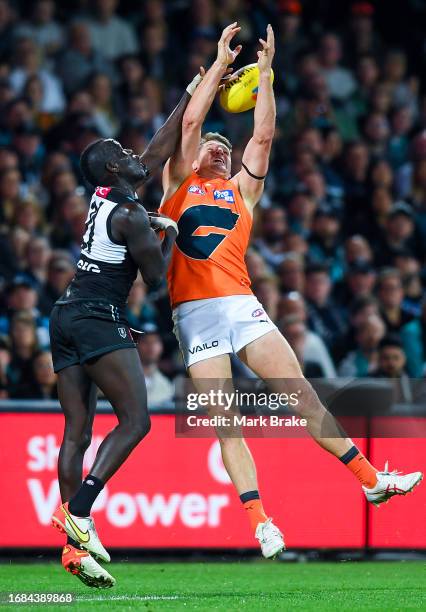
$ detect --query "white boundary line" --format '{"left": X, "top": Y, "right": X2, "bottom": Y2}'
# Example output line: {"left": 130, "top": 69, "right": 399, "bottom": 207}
{"left": 76, "top": 595, "right": 181, "bottom": 602}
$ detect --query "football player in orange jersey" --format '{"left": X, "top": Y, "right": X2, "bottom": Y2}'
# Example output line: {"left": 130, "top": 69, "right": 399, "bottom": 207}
{"left": 160, "top": 23, "right": 422, "bottom": 557}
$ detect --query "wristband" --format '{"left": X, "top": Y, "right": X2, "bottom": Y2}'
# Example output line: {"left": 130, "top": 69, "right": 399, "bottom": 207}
{"left": 186, "top": 73, "right": 203, "bottom": 96}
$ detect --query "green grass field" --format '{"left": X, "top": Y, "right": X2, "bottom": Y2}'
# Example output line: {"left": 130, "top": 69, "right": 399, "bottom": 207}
{"left": 0, "top": 561, "right": 425, "bottom": 611}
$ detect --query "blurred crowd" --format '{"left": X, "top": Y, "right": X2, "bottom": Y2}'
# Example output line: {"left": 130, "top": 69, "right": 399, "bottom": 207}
{"left": 0, "top": 0, "right": 425, "bottom": 403}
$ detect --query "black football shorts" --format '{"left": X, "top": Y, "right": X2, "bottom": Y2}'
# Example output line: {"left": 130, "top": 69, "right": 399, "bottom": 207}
{"left": 49, "top": 299, "right": 136, "bottom": 373}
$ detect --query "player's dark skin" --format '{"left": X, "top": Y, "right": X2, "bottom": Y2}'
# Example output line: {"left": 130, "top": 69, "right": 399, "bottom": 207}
{"left": 58, "top": 94, "right": 190, "bottom": 501}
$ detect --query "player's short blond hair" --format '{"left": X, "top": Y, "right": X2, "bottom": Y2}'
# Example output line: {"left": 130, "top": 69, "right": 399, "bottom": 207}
{"left": 200, "top": 132, "right": 232, "bottom": 152}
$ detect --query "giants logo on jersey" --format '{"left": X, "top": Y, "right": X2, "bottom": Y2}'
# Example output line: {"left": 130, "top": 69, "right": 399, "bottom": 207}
{"left": 176, "top": 205, "right": 239, "bottom": 260}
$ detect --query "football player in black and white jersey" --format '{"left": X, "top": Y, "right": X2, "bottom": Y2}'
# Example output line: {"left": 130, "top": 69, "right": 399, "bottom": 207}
{"left": 49, "top": 72, "right": 205, "bottom": 588}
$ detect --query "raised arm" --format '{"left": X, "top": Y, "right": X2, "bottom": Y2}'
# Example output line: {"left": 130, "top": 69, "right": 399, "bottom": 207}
{"left": 236, "top": 25, "right": 276, "bottom": 211}
{"left": 139, "top": 90, "right": 191, "bottom": 178}
{"left": 113, "top": 204, "right": 177, "bottom": 288}
{"left": 139, "top": 68, "right": 206, "bottom": 177}
{"left": 162, "top": 23, "right": 242, "bottom": 200}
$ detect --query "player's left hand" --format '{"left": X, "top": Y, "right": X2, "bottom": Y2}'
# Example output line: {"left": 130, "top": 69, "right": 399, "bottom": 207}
{"left": 218, "top": 69, "right": 238, "bottom": 92}
{"left": 148, "top": 212, "right": 179, "bottom": 235}
{"left": 257, "top": 24, "right": 275, "bottom": 76}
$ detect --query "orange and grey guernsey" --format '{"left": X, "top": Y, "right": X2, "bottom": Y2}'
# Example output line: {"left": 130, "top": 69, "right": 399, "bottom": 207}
{"left": 160, "top": 172, "right": 253, "bottom": 307}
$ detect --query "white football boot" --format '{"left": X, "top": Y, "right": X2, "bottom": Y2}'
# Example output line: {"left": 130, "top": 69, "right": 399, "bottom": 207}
{"left": 62, "top": 545, "right": 115, "bottom": 589}
{"left": 52, "top": 502, "right": 110, "bottom": 563}
{"left": 363, "top": 462, "right": 423, "bottom": 506}
{"left": 255, "top": 518, "right": 285, "bottom": 558}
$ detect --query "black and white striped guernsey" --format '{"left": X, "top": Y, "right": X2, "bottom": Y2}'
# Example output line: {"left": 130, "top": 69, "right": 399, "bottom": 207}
{"left": 60, "top": 186, "right": 138, "bottom": 307}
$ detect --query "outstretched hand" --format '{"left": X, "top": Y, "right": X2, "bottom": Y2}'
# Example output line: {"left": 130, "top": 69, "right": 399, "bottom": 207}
{"left": 257, "top": 24, "right": 275, "bottom": 75}
{"left": 217, "top": 22, "right": 242, "bottom": 66}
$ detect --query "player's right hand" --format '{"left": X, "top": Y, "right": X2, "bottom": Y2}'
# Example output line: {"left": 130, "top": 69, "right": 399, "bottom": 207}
{"left": 257, "top": 24, "right": 275, "bottom": 75}
{"left": 148, "top": 213, "right": 179, "bottom": 235}
{"left": 216, "top": 22, "right": 242, "bottom": 66}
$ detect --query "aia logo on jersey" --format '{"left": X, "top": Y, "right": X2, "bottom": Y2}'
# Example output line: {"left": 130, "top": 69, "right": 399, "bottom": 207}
{"left": 213, "top": 189, "right": 234, "bottom": 203}
{"left": 251, "top": 308, "right": 265, "bottom": 318}
{"left": 188, "top": 185, "right": 206, "bottom": 195}
{"left": 95, "top": 186, "right": 111, "bottom": 198}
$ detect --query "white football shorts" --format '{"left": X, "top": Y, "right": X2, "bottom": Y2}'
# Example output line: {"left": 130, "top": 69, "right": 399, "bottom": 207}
{"left": 172, "top": 294, "right": 277, "bottom": 368}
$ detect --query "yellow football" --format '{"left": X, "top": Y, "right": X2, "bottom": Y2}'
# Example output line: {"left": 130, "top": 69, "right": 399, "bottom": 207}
{"left": 219, "top": 63, "right": 274, "bottom": 113}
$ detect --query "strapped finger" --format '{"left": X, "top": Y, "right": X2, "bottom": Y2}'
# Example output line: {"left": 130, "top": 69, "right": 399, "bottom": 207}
{"left": 267, "top": 29, "right": 275, "bottom": 49}
{"left": 225, "top": 21, "right": 237, "bottom": 32}
{"left": 226, "top": 26, "right": 241, "bottom": 42}
{"left": 220, "top": 23, "right": 235, "bottom": 41}
{"left": 223, "top": 22, "right": 237, "bottom": 35}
